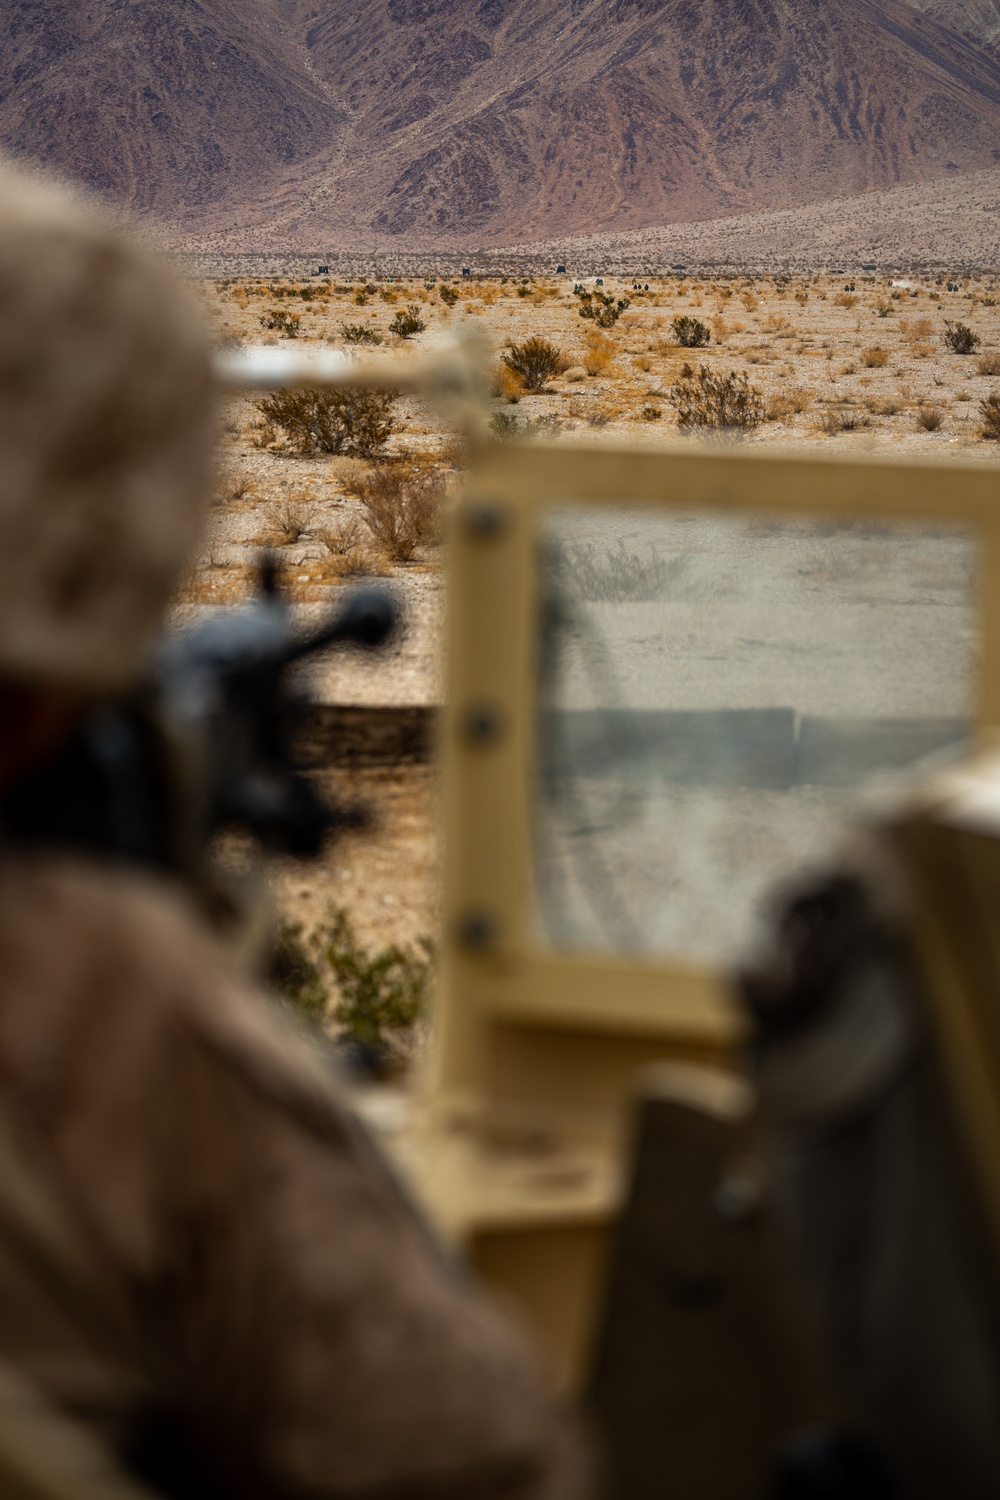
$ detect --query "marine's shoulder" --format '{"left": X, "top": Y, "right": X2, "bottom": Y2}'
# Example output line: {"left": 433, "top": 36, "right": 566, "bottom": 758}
{"left": 0, "top": 852, "right": 340, "bottom": 1121}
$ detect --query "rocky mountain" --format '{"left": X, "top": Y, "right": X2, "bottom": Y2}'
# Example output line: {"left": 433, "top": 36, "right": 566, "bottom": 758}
{"left": 0, "top": 0, "right": 346, "bottom": 215}
{"left": 905, "top": 0, "right": 1000, "bottom": 53}
{"left": 4, "top": 0, "right": 1000, "bottom": 248}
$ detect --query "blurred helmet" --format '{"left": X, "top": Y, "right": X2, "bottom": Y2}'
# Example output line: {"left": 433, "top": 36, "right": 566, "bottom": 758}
{"left": 0, "top": 165, "right": 213, "bottom": 691}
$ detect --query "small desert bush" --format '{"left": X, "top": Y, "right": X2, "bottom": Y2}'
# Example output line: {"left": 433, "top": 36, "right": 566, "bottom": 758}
{"left": 492, "top": 362, "right": 525, "bottom": 402}
{"left": 271, "top": 910, "right": 433, "bottom": 1063}
{"left": 672, "top": 315, "right": 711, "bottom": 348}
{"left": 765, "top": 387, "right": 813, "bottom": 421}
{"left": 867, "top": 395, "right": 903, "bottom": 416}
{"left": 489, "top": 410, "right": 521, "bottom": 442}
{"left": 389, "top": 306, "right": 426, "bottom": 338}
{"left": 862, "top": 346, "right": 889, "bottom": 368}
{"left": 341, "top": 324, "right": 382, "bottom": 345}
{"left": 943, "top": 321, "right": 981, "bottom": 355}
{"left": 741, "top": 291, "right": 759, "bottom": 311}
{"left": 575, "top": 288, "right": 630, "bottom": 327}
{"left": 582, "top": 332, "right": 617, "bottom": 376}
{"left": 440, "top": 284, "right": 459, "bottom": 307}
{"left": 711, "top": 315, "right": 730, "bottom": 343}
{"left": 255, "top": 388, "right": 396, "bottom": 458}
{"left": 318, "top": 515, "right": 389, "bottom": 577}
{"left": 668, "top": 366, "right": 765, "bottom": 431}
{"left": 833, "top": 292, "right": 857, "bottom": 308}
{"left": 819, "top": 407, "right": 871, "bottom": 435}
{"left": 980, "top": 392, "right": 1000, "bottom": 439}
{"left": 502, "top": 336, "right": 564, "bottom": 391}
{"left": 259, "top": 307, "right": 301, "bottom": 337}
{"left": 977, "top": 352, "right": 1000, "bottom": 376}
{"left": 910, "top": 318, "right": 934, "bottom": 340}
{"left": 916, "top": 405, "right": 944, "bottom": 431}
{"left": 270, "top": 501, "right": 311, "bottom": 545}
{"left": 355, "top": 464, "right": 444, "bottom": 561}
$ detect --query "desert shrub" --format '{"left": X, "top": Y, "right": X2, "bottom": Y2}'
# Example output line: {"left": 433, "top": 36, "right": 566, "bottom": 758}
{"left": 259, "top": 307, "right": 300, "bottom": 337}
{"left": 318, "top": 514, "right": 389, "bottom": 577}
{"left": 833, "top": 292, "right": 857, "bottom": 308}
{"left": 502, "top": 336, "right": 564, "bottom": 391}
{"left": 561, "top": 537, "right": 669, "bottom": 602}
{"left": 440, "top": 285, "right": 459, "bottom": 307}
{"left": 944, "top": 321, "right": 981, "bottom": 355}
{"left": 255, "top": 388, "right": 396, "bottom": 458}
{"left": 318, "top": 910, "right": 432, "bottom": 1056}
{"left": 862, "top": 346, "right": 889, "bottom": 368}
{"left": 672, "top": 316, "right": 711, "bottom": 348}
{"left": 271, "top": 910, "right": 433, "bottom": 1061}
{"left": 389, "top": 306, "right": 426, "bottom": 338}
{"left": 492, "top": 363, "right": 524, "bottom": 402}
{"left": 271, "top": 501, "right": 311, "bottom": 545}
{"left": 916, "top": 405, "right": 944, "bottom": 431}
{"left": 980, "top": 393, "right": 1000, "bottom": 439}
{"left": 867, "top": 395, "right": 903, "bottom": 416}
{"left": 341, "top": 324, "right": 382, "bottom": 345}
{"left": 582, "top": 332, "right": 617, "bottom": 377}
{"left": 641, "top": 405, "right": 662, "bottom": 421}
{"left": 489, "top": 410, "right": 521, "bottom": 442}
{"left": 818, "top": 407, "right": 871, "bottom": 435}
{"left": 575, "top": 288, "right": 630, "bottom": 327}
{"left": 765, "top": 388, "right": 813, "bottom": 421}
{"left": 668, "top": 366, "right": 765, "bottom": 430}
{"left": 741, "top": 291, "right": 759, "bottom": 312}
{"left": 977, "top": 352, "right": 1000, "bottom": 376}
{"left": 355, "top": 464, "right": 444, "bottom": 561}
{"left": 876, "top": 302, "right": 894, "bottom": 318}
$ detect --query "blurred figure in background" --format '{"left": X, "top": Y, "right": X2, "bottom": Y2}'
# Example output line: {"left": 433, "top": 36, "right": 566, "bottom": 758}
{"left": 0, "top": 167, "right": 582, "bottom": 1500}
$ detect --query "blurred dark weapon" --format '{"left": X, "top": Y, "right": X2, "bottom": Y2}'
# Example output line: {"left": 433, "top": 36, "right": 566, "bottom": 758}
{"left": 0, "top": 561, "right": 399, "bottom": 882}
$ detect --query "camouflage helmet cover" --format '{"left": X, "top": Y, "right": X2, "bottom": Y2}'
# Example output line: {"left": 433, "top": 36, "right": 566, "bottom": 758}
{"left": 0, "top": 167, "right": 213, "bottom": 691}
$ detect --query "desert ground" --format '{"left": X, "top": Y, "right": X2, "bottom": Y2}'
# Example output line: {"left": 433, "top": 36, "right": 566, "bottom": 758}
{"left": 187, "top": 268, "right": 1000, "bottom": 1004}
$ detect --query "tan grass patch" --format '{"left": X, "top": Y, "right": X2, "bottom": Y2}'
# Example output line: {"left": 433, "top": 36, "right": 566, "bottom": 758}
{"left": 582, "top": 332, "right": 618, "bottom": 377}
{"left": 915, "top": 405, "right": 944, "bottom": 431}
{"left": 861, "top": 346, "right": 889, "bottom": 368}
{"left": 866, "top": 395, "right": 903, "bottom": 416}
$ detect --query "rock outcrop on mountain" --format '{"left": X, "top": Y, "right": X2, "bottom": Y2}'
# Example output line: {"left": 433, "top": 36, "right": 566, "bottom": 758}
{"left": 4, "top": 0, "right": 1000, "bottom": 248}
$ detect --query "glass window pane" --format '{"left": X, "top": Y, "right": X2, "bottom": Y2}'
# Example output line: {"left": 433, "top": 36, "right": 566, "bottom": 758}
{"left": 537, "top": 508, "right": 977, "bottom": 965}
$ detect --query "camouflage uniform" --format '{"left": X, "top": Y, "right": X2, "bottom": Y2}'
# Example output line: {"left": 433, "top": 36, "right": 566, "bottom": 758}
{"left": 0, "top": 855, "right": 579, "bottom": 1500}
{"left": 0, "top": 171, "right": 583, "bottom": 1500}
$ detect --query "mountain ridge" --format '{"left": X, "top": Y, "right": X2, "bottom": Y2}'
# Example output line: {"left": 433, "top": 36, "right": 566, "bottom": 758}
{"left": 4, "top": 0, "right": 1000, "bottom": 249}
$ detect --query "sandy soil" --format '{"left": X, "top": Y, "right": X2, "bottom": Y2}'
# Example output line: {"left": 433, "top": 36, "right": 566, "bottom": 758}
{"left": 188, "top": 269, "right": 1000, "bottom": 953}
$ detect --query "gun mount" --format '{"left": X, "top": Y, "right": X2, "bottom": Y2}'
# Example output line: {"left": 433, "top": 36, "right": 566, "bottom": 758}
{"left": 1, "top": 566, "right": 399, "bottom": 881}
